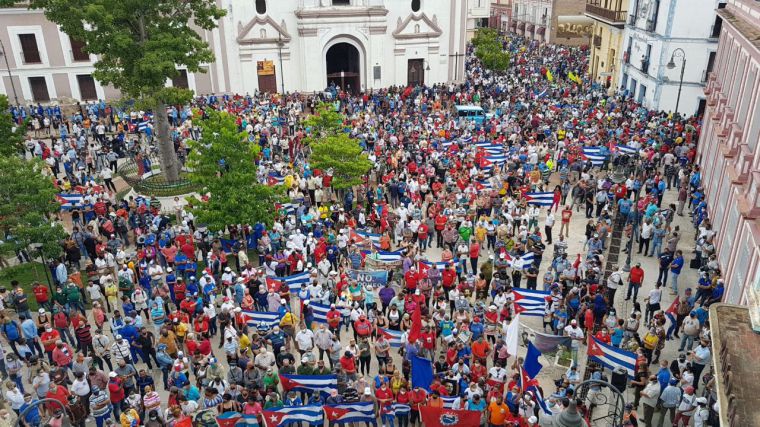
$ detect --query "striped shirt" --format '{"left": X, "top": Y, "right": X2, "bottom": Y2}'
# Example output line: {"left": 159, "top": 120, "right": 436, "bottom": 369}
{"left": 143, "top": 392, "right": 162, "bottom": 412}
{"left": 89, "top": 392, "right": 111, "bottom": 417}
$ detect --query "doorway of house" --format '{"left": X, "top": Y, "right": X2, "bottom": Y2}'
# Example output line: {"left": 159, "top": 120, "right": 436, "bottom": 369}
{"left": 326, "top": 42, "right": 360, "bottom": 93}
{"left": 407, "top": 58, "right": 425, "bottom": 87}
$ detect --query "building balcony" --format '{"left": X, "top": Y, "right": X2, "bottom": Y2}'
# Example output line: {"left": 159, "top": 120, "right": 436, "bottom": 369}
{"left": 585, "top": 1, "right": 627, "bottom": 28}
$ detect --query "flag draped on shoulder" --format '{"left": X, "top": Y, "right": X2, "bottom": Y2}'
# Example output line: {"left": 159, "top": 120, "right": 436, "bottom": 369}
{"left": 261, "top": 405, "right": 324, "bottom": 427}
{"left": 323, "top": 402, "right": 375, "bottom": 424}
{"left": 587, "top": 336, "right": 637, "bottom": 378}
{"left": 278, "top": 374, "right": 338, "bottom": 396}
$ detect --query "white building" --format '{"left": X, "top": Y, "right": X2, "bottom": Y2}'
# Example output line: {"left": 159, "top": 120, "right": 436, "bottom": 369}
{"left": 619, "top": 0, "right": 723, "bottom": 116}
{"left": 467, "top": 0, "right": 492, "bottom": 39}
{"left": 0, "top": 0, "right": 470, "bottom": 103}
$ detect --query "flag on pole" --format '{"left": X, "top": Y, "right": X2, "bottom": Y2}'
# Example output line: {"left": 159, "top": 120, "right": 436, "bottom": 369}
{"left": 587, "top": 336, "right": 637, "bottom": 378}
{"left": 524, "top": 192, "right": 554, "bottom": 206}
{"left": 278, "top": 374, "right": 338, "bottom": 396}
{"left": 410, "top": 356, "right": 434, "bottom": 391}
{"left": 504, "top": 314, "right": 521, "bottom": 358}
{"left": 523, "top": 342, "right": 544, "bottom": 379}
{"left": 323, "top": 402, "right": 376, "bottom": 424}
{"left": 261, "top": 405, "right": 324, "bottom": 427}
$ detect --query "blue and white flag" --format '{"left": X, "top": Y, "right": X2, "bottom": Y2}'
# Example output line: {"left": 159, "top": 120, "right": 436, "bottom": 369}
{"left": 309, "top": 302, "right": 330, "bottom": 324}
{"left": 510, "top": 252, "right": 536, "bottom": 270}
{"left": 525, "top": 192, "right": 554, "bottom": 206}
{"left": 137, "top": 120, "right": 150, "bottom": 132}
{"left": 361, "top": 250, "right": 403, "bottom": 262}
{"left": 512, "top": 288, "right": 551, "bottom": 317}
{"left": 582, "top": 146, "right": 606, "bottom": 166}
{"left": 388, "top": 404, "right": 411, "bottom": 416}
{"left": 378, "top": 327, "right": 404, "bottom": 348}
{"left": 351, "top": 229, "right": 382, "bottom": 248}
{"left": 240, "top": 310, "right": 282, "bottom": 329}
{"left": 616, "top": 144, "right": 639, "bottom": 156}
{"left": 279, "top": 374, "right": 338, "bottom": 396}
{"left": 460, "top": 135, "right": 473, "bottom": 144}
{"left": 485, "top": 154, "right": 508, "bottom": 164}
{"left": 56, "top": 193, "right": 84, "bottom": 211}
{"left": 441, "top": 396, "right": 460, "bottom": 409}
{"left": 588, "top": 336, "right": 637, "bottom": 378}
{"left": 266, "top": 272, "right": 310, "bottom": 292}
{"left": 324, "top": 402, "right": 375, "bottom": 424}
{"left": 262, "top": 405, "right": 324, "bottom": 427}
{"left": 419, "top": 260, "right": 452, "bottom": 272}
{"left": 276, "top": 203, "right": 298, "bottom": 215}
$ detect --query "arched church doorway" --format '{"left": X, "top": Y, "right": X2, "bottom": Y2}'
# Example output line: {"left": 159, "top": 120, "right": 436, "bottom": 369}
{"left": 326, "top": 42, "right": 360, "bottom": 93}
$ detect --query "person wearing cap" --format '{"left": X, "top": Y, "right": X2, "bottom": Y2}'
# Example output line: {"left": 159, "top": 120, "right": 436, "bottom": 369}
{"left": 692, "top": 396, "right": 709, "bottom": 427}
{"left": 659, "top": 377, "right": 681, "bottom": 425}
{"left": 673, "top": 385, "right": 697, "bottom": 427}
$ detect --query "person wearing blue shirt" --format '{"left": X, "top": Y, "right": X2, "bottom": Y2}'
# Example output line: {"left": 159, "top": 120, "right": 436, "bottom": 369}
{"left": 119, "top": 318, "right": 139, "bottom": 361}
{"left": 20, "top": 395, "right": 42, "bottom": 427}
{"left": 20, "top": 315, "right": 43, "bottom": 357}
{"left": 456, "top": 343, "right": 472, "bottom": 365}
{"left": 470, "top": 319, "right": 484, "bottom": 340}
{"left": 467, "top": 394, "right": 486, "bottom": 412}
{"left": 669, "top": 250, "right": 684, "bottom": 294}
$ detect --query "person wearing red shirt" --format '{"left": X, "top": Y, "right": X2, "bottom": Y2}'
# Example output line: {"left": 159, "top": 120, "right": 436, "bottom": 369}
{"left": 560, "top": 206, "right": 573, "bottom": 239}
{"left": 353, "top": 315, "right": 373, "bottom": 340}
{"left": 409, "top": 386, "right": 427, "bottom": 426}
{"left": 45, "top": 382, "right": 71, "bottom": 412}
{"left": 179, "top": 295, "right": 197, "bottom": 315}
{"left": 375, "top": 382, "right": 395, "bottom": 426}
{"left": 434, "top": 214, "right": 448, "bottom": 248}
{"left": 198, "top": 336, "right": 212, "bottom": 356}
{"left": 595, "top": 328, "right": 612, "bottom": 345}
{"left": 404, "top": 268, "right": 420, "bottom": 291}
{"left": 471, "top": 335, "right": 491, "bottom": 365}
{"left": 108, "top": 373, "right": 125, "bottom": 418}
{"left": 442, "top": 266, "right": 457, "bottom": 291}
{"left": 417, "top": 223, "right": 429, "bottom": 251}
{"left": 33, "top": 282, "right": 50, "bottom": 310}
{"left": 193, "top": 315, "right": 209, "bottom": 335}
{"left": 469, "top": 241, "right": 480, "bottom": 274}
{"left": 627, "top": 263, "right": 645, "bottom": 302}
{"left": 470, "top": 359, "right": 487, "bottom": 383}
{"left": 40, "top": 324, "right": 60, "bottom": 363}
{"left": 420, "top": 327, "right": 436, "bottom": 353}
{"left": 339, "top": 351, "right": 357, "bottom": 379}
{"left": 326, "top": 306, "right": 342, "bottom": 337}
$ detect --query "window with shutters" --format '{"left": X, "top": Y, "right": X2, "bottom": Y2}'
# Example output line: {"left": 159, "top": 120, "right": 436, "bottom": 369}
{"left": 70, "top": 37, "right": 90, "bottom": 62}
{"left": 28, "top": 77, "right": 49, "bottom": 101}
{"left": 77, "top": 75, "right": 98, "bottom": 100}
{"left": 18, "top": 34, "right": 41, "bottom": 64}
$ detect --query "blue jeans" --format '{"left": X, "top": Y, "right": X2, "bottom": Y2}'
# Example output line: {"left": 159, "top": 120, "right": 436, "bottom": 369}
{"left": 671, "top": 272, "right": 680, "bottom": 293}
{"left": 95, "top": 411, "right": 111, "bottom": 427}
{"left": 381, "top": 413, "right": 395, "bottom": 427}
{"left": 679, "top": 335, "right": 695, "bottom": 351}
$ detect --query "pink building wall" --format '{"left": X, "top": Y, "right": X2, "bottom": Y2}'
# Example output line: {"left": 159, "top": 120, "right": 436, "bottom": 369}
{"left": 697, "top": 0, "right": 760, "bottom": 304}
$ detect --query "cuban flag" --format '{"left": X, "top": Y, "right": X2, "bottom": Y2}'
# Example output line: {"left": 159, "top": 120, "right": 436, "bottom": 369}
{"left": 324, "top": 402, "right": 375, "bottom": 424}
{"left": 56, "top": 193, "right": 84, "bottom": 211}
{"left": 361, "top": 250, "right": 403, "bottom": 262}
{"left": 441, "top": 396, "right": 459, "bottom": 409}
{"left": 267, "top": 172, "right": 286, "bottom": 186}
{"left": 476, "top": 141, "right": 505, "bottom": 155}
{"left": 261, "top": 405, "right": 324, "bottom": 427}
{"left": 509, "top": 252, "right": 536, "bottom": 270}
{"left": 616, "top": 143, "right": 639, "bottom": 156}
{"left": 485, "top": 154, "right": 508, "bottom": 164}
{"left": 279, "top": 374, "right": 337, "bottom": 396}
{"left": 240, "top": 310, "right": 282, "bottom": 329}
{"left": 582, "top": 146, "right": 606, "bottom": 166}
{"left": 418, "top": 260, "right": 451, "bottom": 275}
{"left": 309, "top": 302, "right": 331, "bottom": 324}
{"left": 512, "top": 288, "right": 551, "bottom": 317}
{"left": 216, "top": 412, "right": 260, "bottom": 427}
{"left": 266, "top": 272, "right": 310, "bottom": 292}
{"left": 378, "top": 327, "right": 404, "bottom": 348}
{"left": 524, "top": 192, "right": 554, "bottom": 207}
{"left": 439, "top": 139, "right": 454, "bottom": 150}
{"left": 275, "top": 203, "right": 298, "bottom": 215}
{"left": 137, "top": 120, "right": 150, "bottom": 132}
{"left": 351, "top": 229, "right": 382, "bottom": 248}
{"left": 587, "top": 336, "right": 637, "bottom": 378}
{"left": 475, "top": 180, "right": 493, "bottom": 191}
{"left": 460, "top": 135, "right": 473, "bottom": 144}
{"left": 388, "top": 404, "right": 411, "bottom": 416}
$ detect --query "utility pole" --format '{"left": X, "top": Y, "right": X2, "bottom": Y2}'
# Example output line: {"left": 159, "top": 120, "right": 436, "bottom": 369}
{"left": 0, "top": 39, "right": 20, "bottom": 106}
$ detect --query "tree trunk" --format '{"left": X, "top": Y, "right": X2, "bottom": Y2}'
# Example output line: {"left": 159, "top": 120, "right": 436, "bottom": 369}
{"left": 155, "top": 101, "right": 180, "bottom": 182}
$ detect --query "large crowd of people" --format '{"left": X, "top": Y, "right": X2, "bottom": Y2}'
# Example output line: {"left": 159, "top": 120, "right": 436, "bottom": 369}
{"left": 0, "top": 34, "right": 721, "bottom": 427}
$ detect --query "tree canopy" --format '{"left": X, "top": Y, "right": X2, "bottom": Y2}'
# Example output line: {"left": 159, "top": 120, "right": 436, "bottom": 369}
{"left": 309, "top": 133, "right": 373, "bottom": 190}
{"left": 0, "top": 95, "right": 24, "bottom": 157}
{"left": 3, "top": 0, "right": 227, "bottom": 181}
{"left": 472, "top": 28, "right": 510, "bottom": 71}
{"left": 303, "top": 102, "right": 344, "bottom": 142}
{"left": 0, "top": 157, "right": 66, "bottom": 260}
{"left": 185, "top": 110, "right": 280, "bottom": 231}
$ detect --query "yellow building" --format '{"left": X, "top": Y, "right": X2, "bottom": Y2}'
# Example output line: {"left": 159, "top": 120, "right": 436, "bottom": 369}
{"left": 585, "top": 0, "right": 628, "bottom": 90}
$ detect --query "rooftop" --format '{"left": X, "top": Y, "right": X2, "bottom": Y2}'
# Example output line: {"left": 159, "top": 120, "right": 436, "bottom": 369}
{"left": 709, "top": 303, "right": 760, "bottom": 427}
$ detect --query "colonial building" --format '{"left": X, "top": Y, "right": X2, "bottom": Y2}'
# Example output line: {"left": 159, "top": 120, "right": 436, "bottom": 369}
{"left": 619, "top": 0, "right": 722, "bottom": 115}
{"left": 510, "top": 0, "right": 589, "bottom": 46}
{"left": 490, "top": 0, "right": 512, "bottom": 34}
{"left": 586, "top": 0, "right": 629, "bottom": 90}
{"left": 697, "top": 0, "right": 760, "bottom": 305}
{"left": 0, "top": 0, "right": 470, "bottom": 103}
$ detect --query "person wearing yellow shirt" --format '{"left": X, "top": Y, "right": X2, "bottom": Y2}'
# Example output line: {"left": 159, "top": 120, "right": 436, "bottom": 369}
{"left": 474, "top": 222, "right": 487, "bottom": 243}
{"left": 174, "top": 320, "right": 189, "bottom": 344}
{"left": 239, "top": 333, "right": 251, "bottom": 355}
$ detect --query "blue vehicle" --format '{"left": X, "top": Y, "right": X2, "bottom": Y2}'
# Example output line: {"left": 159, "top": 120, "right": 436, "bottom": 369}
{"left": 455, "top": 105, "right": 488, "bottom": 125}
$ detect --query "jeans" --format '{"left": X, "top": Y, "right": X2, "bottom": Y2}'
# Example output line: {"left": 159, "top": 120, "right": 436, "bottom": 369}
{"left": 678, "top": 335, "right": 695, "bottom": 351}
{"left": 95, "top": 411, "right": 111, "bottom": 427}
{"left": 671, "top": 272, "right": 680, "bottom": 293}
{"left": 57, "top": 327, "right": 76, "bottom": 345}
{"left": 381, "top": 413, "right": 394, "bottom": 427}
{"left": 626, "top": 282, "right": 640, "bottom": 301}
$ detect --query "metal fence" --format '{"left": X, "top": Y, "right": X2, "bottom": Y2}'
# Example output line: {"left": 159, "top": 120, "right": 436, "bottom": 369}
{"left": 119, "top": 153, "right": 198, "bottom": 196}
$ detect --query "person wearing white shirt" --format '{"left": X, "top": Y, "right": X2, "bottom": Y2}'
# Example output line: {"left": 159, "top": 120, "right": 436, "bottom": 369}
{"left": 295, "top": 328, "right": 315, "bottom": 354}
{"left": 563, "top": 320, "right": 585, "bottom": 366}
{"left": 645, "top": 283, "right": 663, "bottom": 322}
{"left": 692, "top": 397, "right": 710, "bottom": 427}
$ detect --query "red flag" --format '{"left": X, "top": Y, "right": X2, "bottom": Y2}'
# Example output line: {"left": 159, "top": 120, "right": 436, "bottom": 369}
{"left": 420, "top": 406, "right": 481, "bottom": 427}
{"left": 665, "top": 296, "right": 680, "bottom": 315}
{"left": 173, "top": 417, "right": 193, "bottom": 427}
{"left": 408, "top": 303, "right": 423, "bottom": 343}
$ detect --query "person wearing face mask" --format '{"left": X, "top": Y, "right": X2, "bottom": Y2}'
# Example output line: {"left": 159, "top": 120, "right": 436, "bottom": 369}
{"left": 89, "top": 385, "right": 112, "bottom": 427}
{"left": 640, "top": 374, "right": 661, "bottom": 427}
{"left": 51, "top": 340, "right": 74, "bottom": 371}
{"left": 19, "top": 392, "right": 42, "bottom": 427}
{"left": 40, "top": 323, "right": 60, "bottom": 364}
{"left": 4, "top": 381, "right": 24, "bottom": 415}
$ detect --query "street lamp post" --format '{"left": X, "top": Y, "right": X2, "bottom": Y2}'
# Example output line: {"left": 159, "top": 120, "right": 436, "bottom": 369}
{"left": 667, "top": 48, "right": 686, "bottom": 116}
{"left": 0, "top": 38, "right": 20, "bottom": 106}
{"left": 277, "top": 33, "right": 285, "bottom": 94}
{"left": 30, "top": 243, "right": 54, "bottom": 293}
